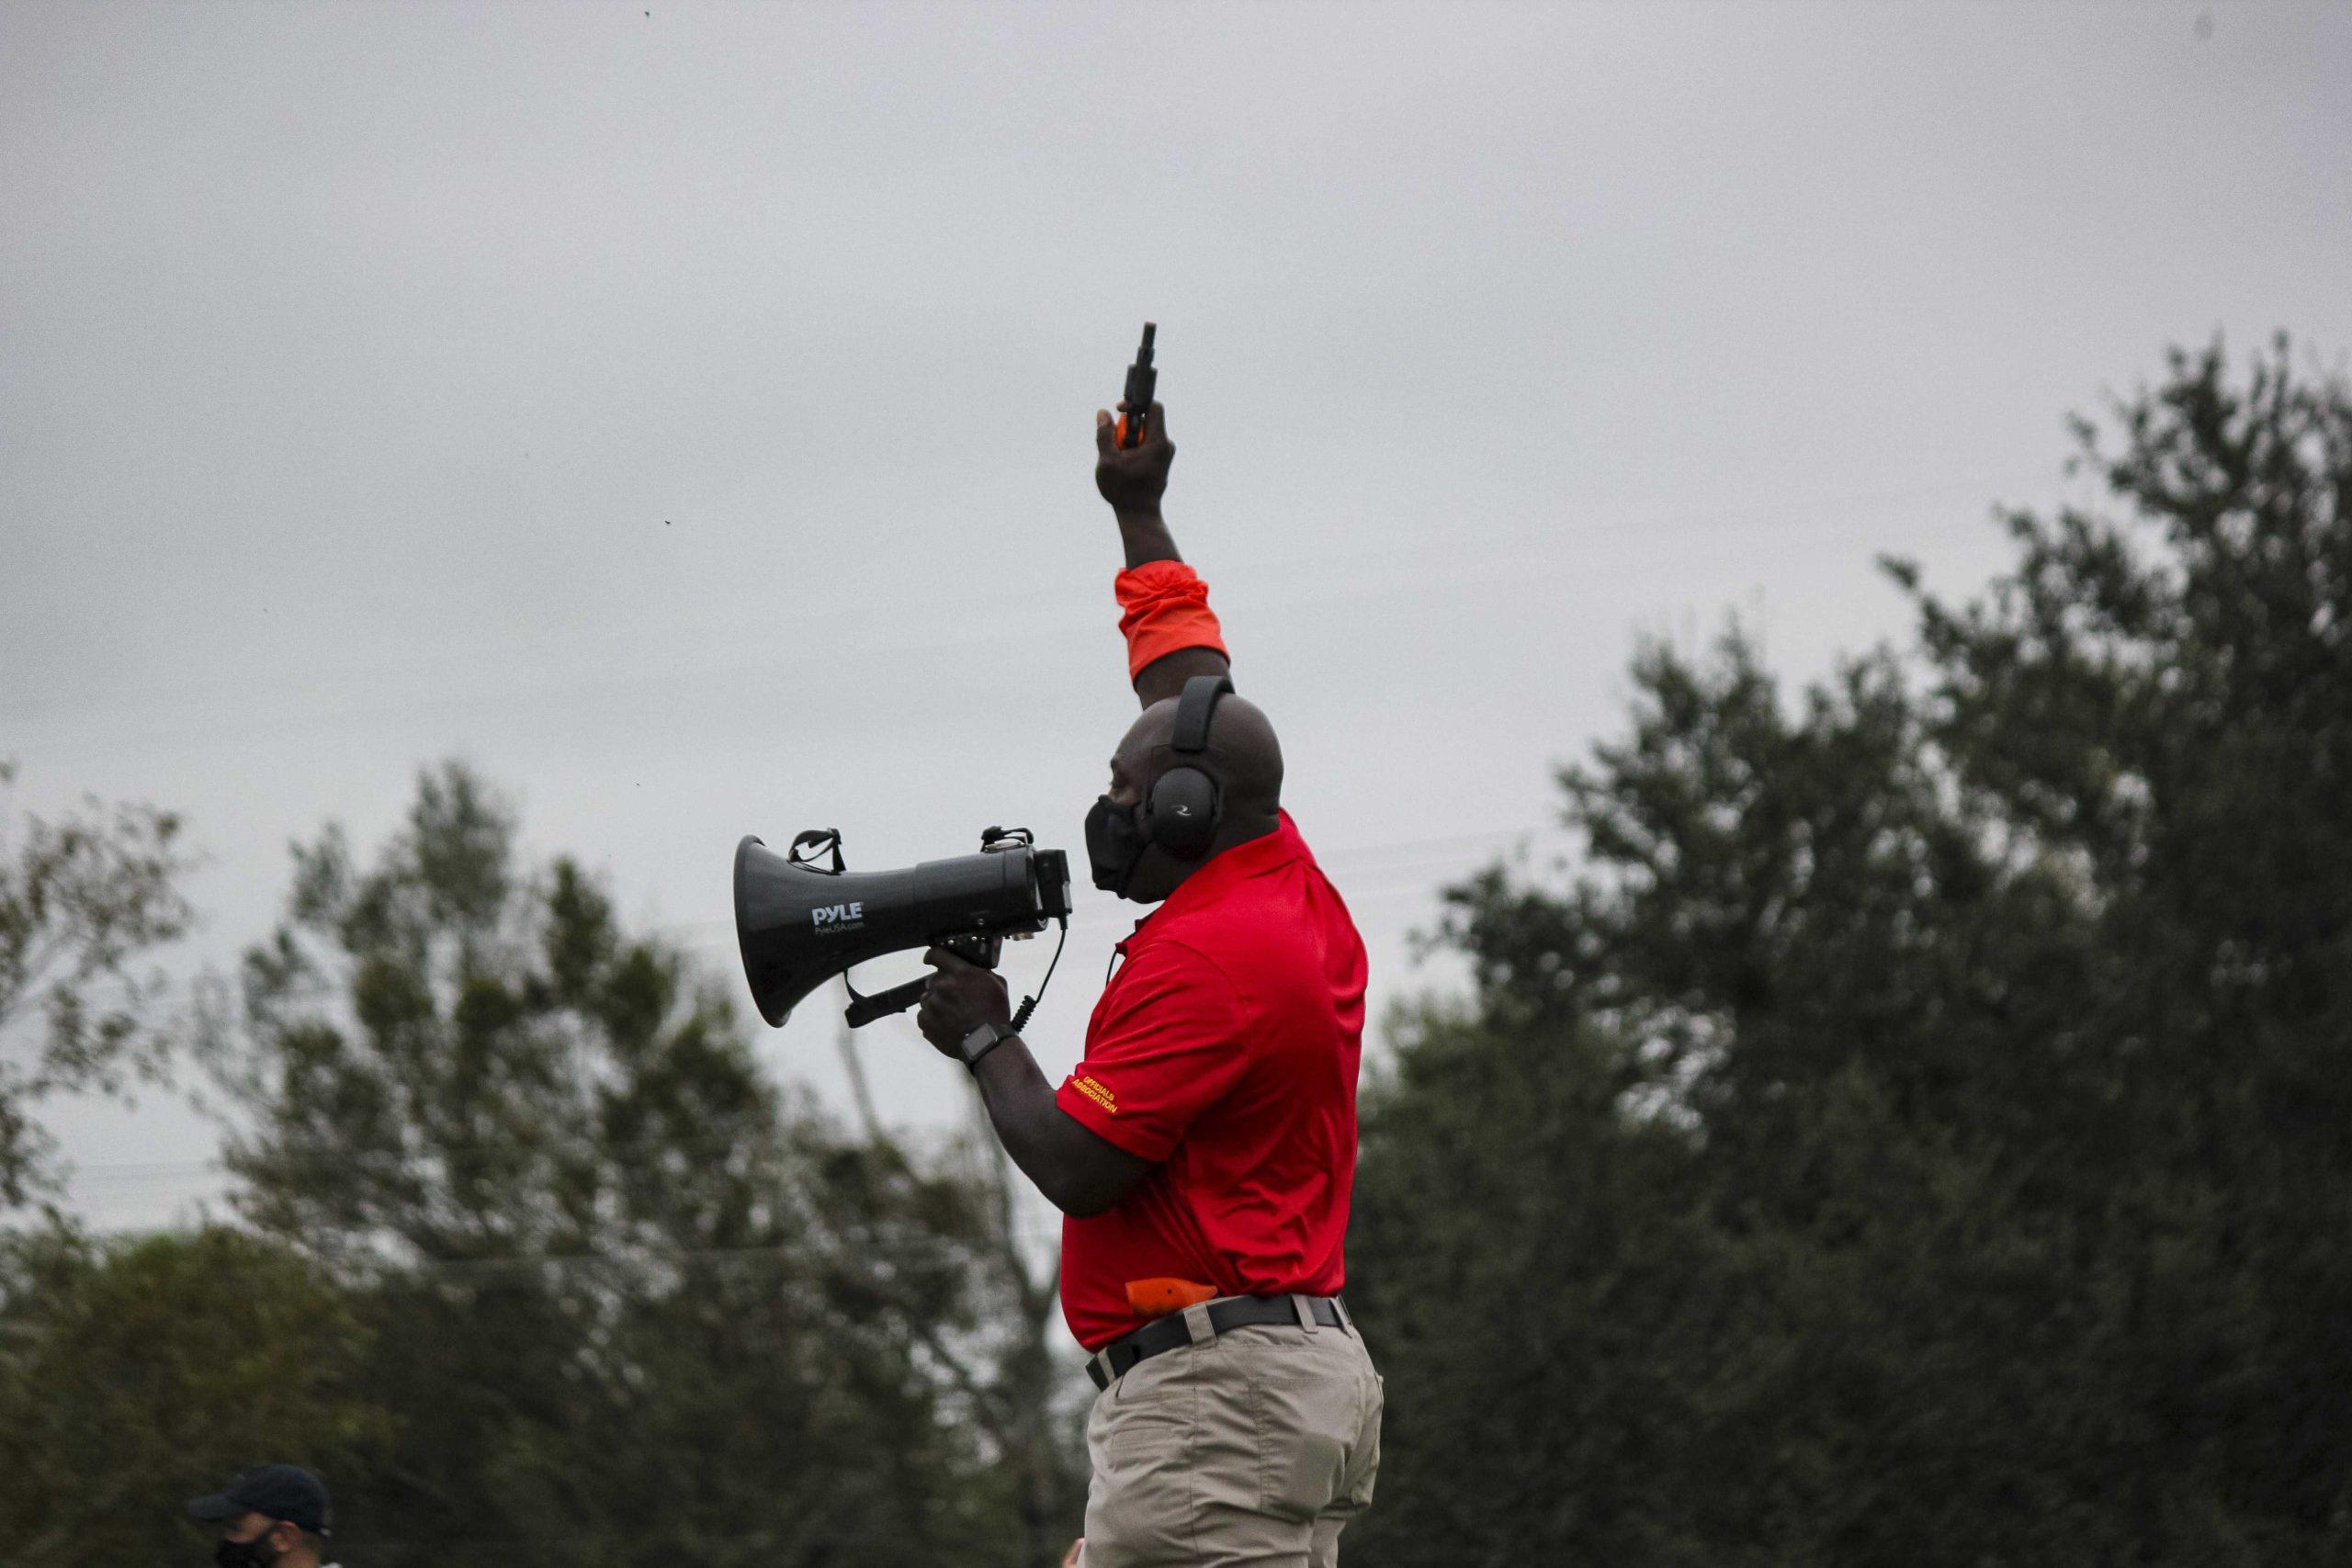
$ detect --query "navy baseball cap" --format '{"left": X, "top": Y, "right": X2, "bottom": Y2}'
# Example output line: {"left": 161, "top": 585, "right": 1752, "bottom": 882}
{"left": 187, "top": 1465, "right": 332, "bottom": 1536}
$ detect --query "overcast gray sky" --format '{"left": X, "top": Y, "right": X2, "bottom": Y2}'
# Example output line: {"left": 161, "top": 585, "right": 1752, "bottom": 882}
{"left": 6, "top": 0, "right": 2348, "bottom": 1231}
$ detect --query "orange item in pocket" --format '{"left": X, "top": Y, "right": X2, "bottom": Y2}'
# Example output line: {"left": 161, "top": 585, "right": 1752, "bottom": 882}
{"left": 1125, "top": 1278, "right": 1218, "bottom": 1319}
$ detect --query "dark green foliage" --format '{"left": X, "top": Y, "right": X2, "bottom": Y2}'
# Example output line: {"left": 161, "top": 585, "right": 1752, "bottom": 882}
{"left": 199, "top": 762, "right": 1053, "bottom": 1566}
{"left": 1350, "top": 340, "right": 2352, "bottom": 1565}
{"left": 0, "top": 1225, "right": 384, "bottom": 1561}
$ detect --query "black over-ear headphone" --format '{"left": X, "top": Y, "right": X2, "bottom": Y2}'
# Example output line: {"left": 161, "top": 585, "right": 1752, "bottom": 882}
{"left": 1142, "top": 674, "right": 1233, "bottom": 862}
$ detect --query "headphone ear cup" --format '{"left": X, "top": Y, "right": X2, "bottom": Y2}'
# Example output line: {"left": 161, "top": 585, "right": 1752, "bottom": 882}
{"left": 1146, "top": 767, "right": 1222, "bottom": 860}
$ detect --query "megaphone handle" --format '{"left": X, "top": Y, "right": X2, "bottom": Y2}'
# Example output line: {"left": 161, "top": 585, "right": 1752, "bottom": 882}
{"left": 843, "top": 976, "right": 931, "bottom": 1029}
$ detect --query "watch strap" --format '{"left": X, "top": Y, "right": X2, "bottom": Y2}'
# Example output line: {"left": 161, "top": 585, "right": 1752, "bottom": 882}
{"left": 958, "top": 1021, "right": 1016, "bottom": 1068}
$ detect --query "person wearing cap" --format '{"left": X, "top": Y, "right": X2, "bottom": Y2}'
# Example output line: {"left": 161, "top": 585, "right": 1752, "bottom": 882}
{"left": 917, "top": 399, "right": 1380, "bottom": 1565}
{"left": 187, "top": 1464, "right": 336, "bottom": 1568}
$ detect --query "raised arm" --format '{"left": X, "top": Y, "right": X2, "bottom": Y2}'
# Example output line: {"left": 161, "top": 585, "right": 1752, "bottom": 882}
{"left": 1094, "top": 400, "right": 1233, "bottom": 709}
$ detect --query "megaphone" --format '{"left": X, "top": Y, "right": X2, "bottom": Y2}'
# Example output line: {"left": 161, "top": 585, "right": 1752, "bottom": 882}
{"left": 733, "top": 826, "right": 1072, "bottom": 1030}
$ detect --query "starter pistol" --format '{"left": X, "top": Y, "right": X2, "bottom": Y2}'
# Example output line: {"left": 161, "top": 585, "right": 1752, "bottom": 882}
{"left": 1117, "top": 321, "right": 1158, "bottom": 449}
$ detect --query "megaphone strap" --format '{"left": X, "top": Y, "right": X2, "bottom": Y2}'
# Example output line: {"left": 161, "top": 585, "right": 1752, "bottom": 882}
{"left": 788, "top": 828, "right": 845, "bottom": 873}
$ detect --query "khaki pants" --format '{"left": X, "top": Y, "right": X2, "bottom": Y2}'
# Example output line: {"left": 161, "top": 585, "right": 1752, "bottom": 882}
{"left": 1080, "top": 1299, "right": 1383, "bottom": 1567}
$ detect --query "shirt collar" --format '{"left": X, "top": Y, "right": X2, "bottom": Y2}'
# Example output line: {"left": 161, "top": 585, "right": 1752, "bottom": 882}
{"left": 1115, "top": 810, "right": 1309, "bottom": 952}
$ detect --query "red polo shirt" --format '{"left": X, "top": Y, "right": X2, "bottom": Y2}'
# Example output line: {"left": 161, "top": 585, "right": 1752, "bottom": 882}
{"left": 1055, "top": 811, "right": 1368, "bottom": 1349}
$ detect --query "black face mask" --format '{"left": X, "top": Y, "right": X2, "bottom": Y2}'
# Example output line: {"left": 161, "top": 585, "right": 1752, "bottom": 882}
{"left": 1085, "top": 794, "right": 1149, "bottom": 896}
{"left": 216, "top": 1530, "right": 284, "bottom": 1568}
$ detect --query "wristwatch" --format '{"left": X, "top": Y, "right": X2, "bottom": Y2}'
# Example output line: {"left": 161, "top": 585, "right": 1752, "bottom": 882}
{"left": 957, "top": 1020, "right": 1017, "bottom": 1069}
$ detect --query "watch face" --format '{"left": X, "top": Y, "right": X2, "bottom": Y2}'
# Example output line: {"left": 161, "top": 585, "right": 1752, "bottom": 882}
{"left": 961, "top": 1022, "right": 1007, "bottom": 1064}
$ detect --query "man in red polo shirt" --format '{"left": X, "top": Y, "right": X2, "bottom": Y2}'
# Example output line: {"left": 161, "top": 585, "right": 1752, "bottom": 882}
{"left": 917, "top": 397, "right": 1380, "bottom": 1565}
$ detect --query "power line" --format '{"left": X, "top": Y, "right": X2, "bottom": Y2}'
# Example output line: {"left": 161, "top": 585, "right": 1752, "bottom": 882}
{"left": 43, "top": 824, "right": 1546, "bottom": 1013}
{"left": 61, "top": 1114, "right": 994, "bottom": 1185}
{"left": 0, "top": 462, "right": 2064, "bottom": 730}
{"left": 49, "top": 827, "right": 1531, "bottom": 1207}
{"left": 652, "top": 840, "right": 1540, "bottom": 947}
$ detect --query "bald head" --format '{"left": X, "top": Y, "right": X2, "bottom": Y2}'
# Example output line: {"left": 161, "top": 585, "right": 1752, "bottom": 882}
{"left": 1116, "top": 690, "right": 1283, "bottom": 826}
{"left": 1101, "top": 689, "right": 1285, "bottom": 903}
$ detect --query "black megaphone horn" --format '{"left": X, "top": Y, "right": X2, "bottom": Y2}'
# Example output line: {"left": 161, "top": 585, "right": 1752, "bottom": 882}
{"left": 732, "top": 827, "right": 1071, "bottom": 1029}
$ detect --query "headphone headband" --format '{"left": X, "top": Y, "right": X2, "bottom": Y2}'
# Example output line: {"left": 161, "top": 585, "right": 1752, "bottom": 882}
{"left": 1171, "top": 674, "right": 1234, "bottom": 754}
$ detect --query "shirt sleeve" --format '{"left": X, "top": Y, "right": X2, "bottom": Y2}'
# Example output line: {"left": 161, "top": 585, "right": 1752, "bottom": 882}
{"left": 1057, "top": 939, "right": 1250, "bottom": 1161}
{"left": 1114, "top": 560, "right": 1229, "bottom": 683}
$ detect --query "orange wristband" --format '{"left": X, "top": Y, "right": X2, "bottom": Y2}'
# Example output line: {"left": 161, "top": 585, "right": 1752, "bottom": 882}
{"left": 1114, "top": 560, "right": 1228, "bottom": 682}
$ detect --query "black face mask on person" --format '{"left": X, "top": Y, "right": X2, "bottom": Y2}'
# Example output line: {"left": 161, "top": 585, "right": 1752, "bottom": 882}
{"left": 1085, "top": 794, "right": 1150, "bottom": 896}
{"left": 215, "top": 1529, "right": 286, "bottom": 1568}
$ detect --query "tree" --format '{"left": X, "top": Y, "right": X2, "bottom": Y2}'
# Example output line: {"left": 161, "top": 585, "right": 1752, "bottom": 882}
{"left": 0, "top": 1225, "right": 384, "bottom": 1562}
{"left": 836, "top": 1024, "right": 1089, "bottom": 1568}
{"left": 0, "top": 764, "right": 197, "bottom": 1209}
{"left": 205, "top": 761, "right": 1051, "bottom": 1566}
{"left": 1349, "top": 338, "right": 2352, "bottom": 1564}
{"left": 1898, "top": 337, "right": 2352, "bottom": 1554}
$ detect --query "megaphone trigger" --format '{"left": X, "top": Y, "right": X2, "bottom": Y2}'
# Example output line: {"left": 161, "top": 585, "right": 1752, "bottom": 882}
{"left": 841, "top": 975, "right": 932, "bottom": 1029}
{"left": 838, "top": 930, "right": 1001, "bottom": 1030}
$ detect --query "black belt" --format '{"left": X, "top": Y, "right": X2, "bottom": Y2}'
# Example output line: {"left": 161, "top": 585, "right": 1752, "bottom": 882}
{"left": 1086, "top": 1294, "right": 1349, "bottom": 1391}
